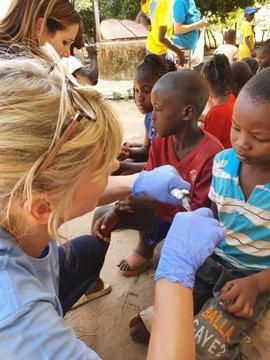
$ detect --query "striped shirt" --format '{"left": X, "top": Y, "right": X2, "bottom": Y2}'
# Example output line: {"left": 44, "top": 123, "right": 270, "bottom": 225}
{"left": 209, "top": 149, "right": 270, "bottom": 271}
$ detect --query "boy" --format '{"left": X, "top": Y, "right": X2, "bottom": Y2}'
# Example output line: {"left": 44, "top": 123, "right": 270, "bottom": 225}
{"left": 257, "top": 39, "right": 270, "bottom": 70}
{"left": 214, "top": 29, "right": 238, "bottom": 63}
{"left": 194, "top": 67, "right": 270, "bottom": 358}
{"left": 129, "top": 68, "right": 270, "bottom": 357}
{"left": 91, "top": 70, "right": 223, "bottom": 276}
{"left": 239, "top": 6, "right": 257, "bottom": 60}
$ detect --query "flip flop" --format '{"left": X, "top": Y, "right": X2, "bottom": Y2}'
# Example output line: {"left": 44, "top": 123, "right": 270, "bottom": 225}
{"left": 129, "top": 306, "right": 153, "bottom": 344}
{"left": 117, "top": 254, "right": 153, "bottom": 277}
{"left": 71, "top": 278, "right": 111, "bottom": 310}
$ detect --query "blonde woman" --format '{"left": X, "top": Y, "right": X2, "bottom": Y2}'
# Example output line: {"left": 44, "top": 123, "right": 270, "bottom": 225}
{"left": 0, "top": 54, "right": 195, "bottom": 358}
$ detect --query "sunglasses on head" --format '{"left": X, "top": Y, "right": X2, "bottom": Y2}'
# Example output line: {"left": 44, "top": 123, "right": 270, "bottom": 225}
{"left": 34, "top": 74, "right": 96, "bottom": 179}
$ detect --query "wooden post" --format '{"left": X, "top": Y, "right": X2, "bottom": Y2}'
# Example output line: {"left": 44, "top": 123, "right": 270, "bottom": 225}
{"left": 93, "top": 0, "right": 101, "bottom": 42}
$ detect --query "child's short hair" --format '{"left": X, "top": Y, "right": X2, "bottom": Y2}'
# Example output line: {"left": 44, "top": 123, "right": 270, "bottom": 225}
{"left": 230, "top": 61, "right": 253, "bottom": 96}
{"left": 0, "top": 55, "right": 122, "bottom": 239}
{"left": 155, "top": 70, "right": 209, "bottom": 117}
{"left": 259, "top": 39, "right": 270, "bottom": 54}
{"left": 242, "top": 57, "right": 259, "bottom": 75}
{"left": 240, "top": 67, "right": 270, "bottom": 105}
{"left": 223, "top": 29, "right": 236, "bottom": 42}
{"left": 202, "top": 54, "right": 235, "bottom": 96}
{"left": 136, "top": 54, "right": 177, "bottom": 80}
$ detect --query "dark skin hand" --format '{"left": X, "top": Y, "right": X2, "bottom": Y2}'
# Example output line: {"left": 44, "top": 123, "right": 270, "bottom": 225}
{"left": 158, "top": 26, "right": 185, "bottom": 66}
{"left": 218, "top": 277, "right": 259, "bottom": 318}
{"left": 117, "top": 195, "right": 157, "bottom": 213}
{"left": 92, "top": 209, "right": 119, "bottom": 244}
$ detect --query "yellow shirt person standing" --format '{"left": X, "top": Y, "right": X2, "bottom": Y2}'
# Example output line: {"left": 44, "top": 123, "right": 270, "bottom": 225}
{"left": 146, "top": 0, "right": 173, "bottom": 55}
{"left": 239, "top": 6, "right": 257, "bottom": 60}
{"left": 145, "top": 0, "right": 184, "bottom": 64}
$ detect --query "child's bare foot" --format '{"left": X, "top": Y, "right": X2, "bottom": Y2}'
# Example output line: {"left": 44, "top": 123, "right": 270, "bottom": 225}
{"left": 129, "top": 306, "right": 153, "bottom": 344}
{"left": 129, "top": 314, "right": 150, "bottom": 344}
{"left": 117, "top": 251, "right": 153, "bottom": 277}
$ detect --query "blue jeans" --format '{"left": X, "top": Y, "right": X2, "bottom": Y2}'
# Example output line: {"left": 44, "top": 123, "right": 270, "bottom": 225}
{"left": 58, "top": 235, "right": 108, "bottom": 315}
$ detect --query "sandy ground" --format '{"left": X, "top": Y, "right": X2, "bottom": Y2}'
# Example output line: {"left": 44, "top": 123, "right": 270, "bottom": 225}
{"left": 61, "top": 100, "right": 152, "bottom": 360}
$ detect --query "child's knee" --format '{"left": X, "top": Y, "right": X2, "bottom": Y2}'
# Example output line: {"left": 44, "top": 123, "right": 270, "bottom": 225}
{"left": 153, "top": 240, "right": 164, "bottom": 269}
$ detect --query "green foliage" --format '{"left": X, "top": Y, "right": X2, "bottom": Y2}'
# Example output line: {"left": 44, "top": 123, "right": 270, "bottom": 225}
{"left": 197, "top": 0, "right": 267, "bottom": 23}
{"left": 99, "top": 0, "right": 140, "bottom": 20}
{"left": 75, "top": 0, "right": 95, "bottom": 42}
{"left": 75, "top": 0, "right": 140, "bottom": 42}
{"left": 197, "top": 0, "right": 253, "bottom": 20}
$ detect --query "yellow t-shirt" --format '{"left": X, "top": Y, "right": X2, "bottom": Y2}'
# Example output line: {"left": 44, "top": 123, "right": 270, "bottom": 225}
{"left": 146, "top": 0, "right": 173, "bottom": 55}
{"left": 141, "top": 0, "right": 151, "bottom": 15}
{"left": 239, "top": 20, "right": 255, "bottom": 60}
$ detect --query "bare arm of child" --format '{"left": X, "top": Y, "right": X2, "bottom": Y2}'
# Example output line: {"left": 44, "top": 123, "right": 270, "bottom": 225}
{"left": 92, "top": 197, "right": 157, "bottom": 242}
{"left": 92, "top": 208, "right": 119, "bottom": 243}
{"left": 210, "top": 201, "right": 219, "bottom": 219}
{"left": 219, "top": 269, "right": 270, "bottom": 318}
{"left": 158, "top": 26, "right": 185, "bottom": 66}
{"left": 73, "top": 45, "right": 98, "bottom": 85}
{"left": 128, "top": 133, "right": 150, "bottom": 162}
{"left": 117, "top": 194, "right": 157, "bottom": 213}
{"left": 245, "top": 36, "right": 256, "bottom": 57}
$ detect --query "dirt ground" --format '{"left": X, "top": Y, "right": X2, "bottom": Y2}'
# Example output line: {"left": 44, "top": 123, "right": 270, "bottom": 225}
{"left": 61, "top": 100, "right": 152, "bottom": 360}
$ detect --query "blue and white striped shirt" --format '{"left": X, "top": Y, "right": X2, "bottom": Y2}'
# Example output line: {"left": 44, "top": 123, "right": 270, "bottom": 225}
{"left": 209, "top": 149, "right": 270, "bottom": 271}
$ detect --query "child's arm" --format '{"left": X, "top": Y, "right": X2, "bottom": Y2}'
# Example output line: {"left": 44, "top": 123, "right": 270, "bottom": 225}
{"left": 73, "top": 45, "right": 98, "bottom": 85}
{"left": 158, "top": 26, "right": 185, "bottom": 66}
{"left": 128, "top": 133, "right": 151, "bottom": 162}
{"left": 210, "top": 201, "right": 219, "bottom": 219}
{"left": 219, "top": 269, "right": 270, "bottom": 318}
{"left": 188, "top": 159, "right": 215, "bottom": 211}
{"left": 245, "top": 36, "right": 256, "bottom": 57}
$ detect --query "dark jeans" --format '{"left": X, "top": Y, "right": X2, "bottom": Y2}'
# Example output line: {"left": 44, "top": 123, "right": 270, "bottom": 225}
{"left": 58, "top": 235, "right": 108, "bottom": 315}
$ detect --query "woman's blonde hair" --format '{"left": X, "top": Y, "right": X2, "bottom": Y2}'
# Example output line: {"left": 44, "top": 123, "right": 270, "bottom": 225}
{"left": 0, "top": 55, "right": 122, "bottom": 239}
{"left": 0, "top": 0, "right": 80, "bottom": 55}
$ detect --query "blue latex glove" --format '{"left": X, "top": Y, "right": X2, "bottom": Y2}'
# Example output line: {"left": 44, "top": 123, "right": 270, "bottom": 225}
{"left": 155, "top": 208, "right": 225, "bottom": 288}
{"left": 131, "top": 165, "right": 191, "bottom": 205}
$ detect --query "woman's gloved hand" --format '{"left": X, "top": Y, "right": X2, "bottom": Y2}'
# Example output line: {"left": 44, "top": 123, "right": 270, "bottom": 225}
{"left": 155, "top": 208, "right": 225, "bottom": 288}
{"left": 131, "top": 165, "right": 190, "bottom": 205}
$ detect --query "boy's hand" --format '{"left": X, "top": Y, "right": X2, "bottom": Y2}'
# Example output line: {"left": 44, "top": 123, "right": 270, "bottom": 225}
{"left": 85, "top": 44, "right": 97, "bottom": 56}
{"left": 118, "top": 195, "right": 157, "bottom": 213}
{"left": 118, "top": 143, "right": 130, "bottom": 161}
{"left": 219, "top": 277, "right": 259, "bottom": 318}
{"left": 175, "top": 48, "right": 185, "bottom": 67}
{"left": 92, "top": 210, "right": 119, "bottom": 244}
